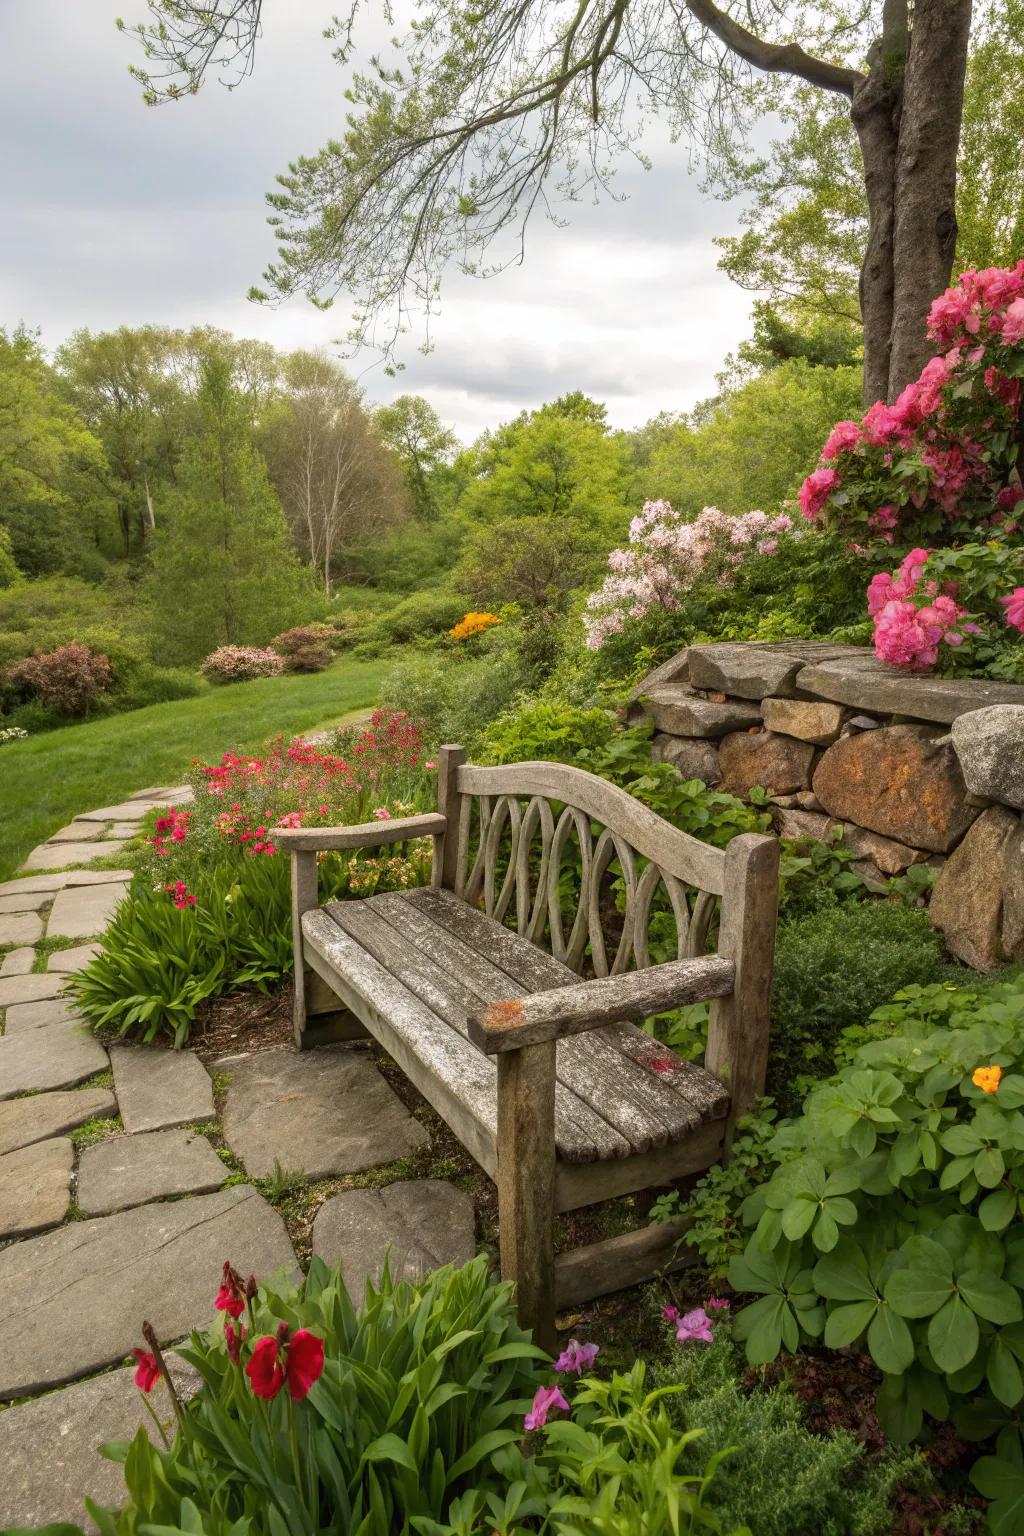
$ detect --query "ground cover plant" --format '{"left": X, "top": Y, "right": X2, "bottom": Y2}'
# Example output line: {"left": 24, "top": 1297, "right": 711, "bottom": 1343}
{"left": 0, "top": 658, "right": 387, "bottom": 880}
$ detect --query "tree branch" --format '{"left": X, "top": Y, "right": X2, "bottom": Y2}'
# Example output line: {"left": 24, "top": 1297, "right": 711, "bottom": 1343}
{"left": 683, "top": 0, "right": 864, "bottom": 98}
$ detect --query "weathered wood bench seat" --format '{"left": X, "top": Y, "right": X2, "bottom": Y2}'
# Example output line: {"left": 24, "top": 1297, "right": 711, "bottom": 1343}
{"left": 281, "top": 748, "right": 779, "bottom": 1347}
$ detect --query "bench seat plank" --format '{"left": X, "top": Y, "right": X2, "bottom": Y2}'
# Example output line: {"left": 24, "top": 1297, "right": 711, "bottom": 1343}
{"left": 403, "top": 888, "right": 729, "bottom": 1127}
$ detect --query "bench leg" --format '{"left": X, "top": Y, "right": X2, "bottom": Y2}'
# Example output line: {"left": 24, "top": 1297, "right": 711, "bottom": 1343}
{"left": 297, "top": 968, "right": 370, "bottom": 1049}
{"left": 496, "top": 1040, "right": 557, "bottom": 1355}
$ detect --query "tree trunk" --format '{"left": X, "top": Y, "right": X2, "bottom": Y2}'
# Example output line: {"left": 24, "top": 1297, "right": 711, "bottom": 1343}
{"left": 887, "top": 0, "right": 972, "bottom": 396}
{"left": 852, "top": 49, "right": 901, "bottom": 406}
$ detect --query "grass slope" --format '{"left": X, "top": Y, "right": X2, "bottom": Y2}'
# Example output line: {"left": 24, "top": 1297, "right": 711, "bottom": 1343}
{"left": 0, "top": 659, "right": 388, "bottom": 880}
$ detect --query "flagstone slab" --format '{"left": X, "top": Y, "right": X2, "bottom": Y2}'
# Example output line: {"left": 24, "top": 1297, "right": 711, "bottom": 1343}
{"left": 0, "top": 1185, "right": 297, "bottom": 1399}
{"left": 0, "top": 1087, "right": 117, "bottom": 1156}
{"left": 47, "top": 880, "right": 130, "bottom": 939}
{"left": 110, "top": 1045, "right": 215, "bottom": 1132}
{"left": 0, "top": 969, "right": 65, "bottom": 1008}
{"left": 77, "top": 798, "right": 186, "bottom": 821}
{"left": 47, "top": 942, "right": 102, "bottom": 973}
{"left": 0, "top": 1355, "right": 200, "bottom": 1530}
{"left": 78, "top": 1127, "right": 227, "bottom": 1216}
{"left": 0, "top": 946, "right": 35, "bottom": 977}
{"left": 20, "top": 840, "right": 128, "bottom": 872}
{"left": 312, "top": 1179, "right": 476, "bottom": 1299}
{"left": 47, "top": 821, "right": 104, "bottom": 843}
{"left": 0, "top": 910, "right": 43, "bottom": 946}
{"left": 0, "top": 1136, "right": 73, "bottom": 1239}
{"left": 5, "top": 997, "right": 79, "bottom": 1033}
{"left": 222, "top": 1046, "right": 429, "bottom": 1179}
{"left": 0, "top": 889, "right": 50, "bottom": 913}
{"left": 0, "top": 1019, "right": 108, "bottom": 1100}
{"left": 108, "top": 821, "right": 143, "bottom": 838}
{"left": 0, "top": 869, "right": 133, "bottom": 897}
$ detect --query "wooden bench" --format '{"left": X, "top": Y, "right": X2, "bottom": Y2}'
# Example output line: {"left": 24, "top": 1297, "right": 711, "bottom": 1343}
{"left": 279, "top": 746, "right": 779, "bottom": 1347}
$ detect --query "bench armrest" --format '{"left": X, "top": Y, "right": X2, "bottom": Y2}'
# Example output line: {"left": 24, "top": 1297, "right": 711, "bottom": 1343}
{"left": 276, "top": 813, "right": 448, "bottom": 853}
{"left": 467, "top": 955, "right": 735, "bottom": 1054}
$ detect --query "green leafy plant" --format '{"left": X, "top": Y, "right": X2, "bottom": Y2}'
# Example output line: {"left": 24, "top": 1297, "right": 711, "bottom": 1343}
{"left": 726, "top": 975, "right": 1024, "bottom": 1534}
{"left": 73, "top": 1256, "right": 547, "bottom": 1536}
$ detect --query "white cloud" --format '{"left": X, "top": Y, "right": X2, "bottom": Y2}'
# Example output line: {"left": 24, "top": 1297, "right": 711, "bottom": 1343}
{"left": 0, "top": 0, "right": 755, "bottom": 443}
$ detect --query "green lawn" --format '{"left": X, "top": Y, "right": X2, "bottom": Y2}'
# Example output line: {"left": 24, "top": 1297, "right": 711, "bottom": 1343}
{"left": 0, "top": 659, "right": 389, "bottom": 880}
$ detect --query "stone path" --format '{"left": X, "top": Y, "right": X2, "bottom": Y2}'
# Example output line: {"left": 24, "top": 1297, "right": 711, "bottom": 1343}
{"left": 0, "top": 774, "right": 478, "bottom": 1529}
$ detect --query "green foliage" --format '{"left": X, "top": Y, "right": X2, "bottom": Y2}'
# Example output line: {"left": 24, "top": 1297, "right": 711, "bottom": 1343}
{"left": 768, "top": 902, "right": 952, "bottom": 1112}
{"left": 368, "top": 586, "right": 472, "bottom": 645}
{"left": 79, "top": 1256, "right": 547, "bottom": 1535}
{"left": 727, "top": 975, "right": 1024, "bottom": 1532}
{"left": 478, "top": 699, "right": 619, "bottom": 765}
{"left": 377, "top": 631, "right": 533, "bottom": 751}
{"left": 654, "top": 1333, "right": 928, "bottom": 1536}
{"left": 664, "top": 1106, "right": 781, "bottom": 1282}
{"left": 641, "top": 362, "right": 862, "bottom": 518}
{"left": 374, "top": 393, "right": 459, "bottom": 522}
{"left": 456, "top": 515, "right": 602, "bottom": 616}
{"left": 145, "top": 358, "right": 310, "bottom": 666}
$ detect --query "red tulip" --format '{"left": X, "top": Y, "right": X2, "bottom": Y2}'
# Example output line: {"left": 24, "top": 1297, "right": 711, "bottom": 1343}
{"left": 245, "top": 1328, "right": 325, "bottom": 1402}
{"left": 132, "top": 1348, "right": 160, "bottom": 1393}
{"left": 215, "top": 1260, "right": 246, "bottom": 1320}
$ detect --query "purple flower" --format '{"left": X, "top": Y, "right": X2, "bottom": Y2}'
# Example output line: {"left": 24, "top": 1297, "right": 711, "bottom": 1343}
{"left": 675, "top": 1307, "right": 714, "bottom": 1344}
{"left": 554, "top": 1339, "right": 599, "bottom": 1376}
{"left": 707, "top": 1296, "right": 731, "bottom": 1311}
{"left": 661, "top": 1305, "right": 679, "bottom": 1322}
{"left": 524, "top": 1385, "right": 570, "bottom": 1432}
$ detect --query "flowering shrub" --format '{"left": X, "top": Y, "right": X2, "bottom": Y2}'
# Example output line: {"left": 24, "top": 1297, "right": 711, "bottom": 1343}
{"left": 0, "top": 724, "right": 28, "bottom": 743}
{"left": 799, "top": 262, "right": 1024, "bottom": 675}
{"left": 583, "top": 502, "right": 797, "bottom": 650}
{"left": 3, "top": 640, "right": 112, "bottom": 715}
{"left": 727, "top": 975, "right": 1024, "bottom": 1534}
{"left": 200, "top": 645, "right": 285, "bottom": 684}
{"left": 450, "top": 610, "right": 501, "bottom": 639}
{"left": 270, "top": 623, "right": 336, "bottom": 673}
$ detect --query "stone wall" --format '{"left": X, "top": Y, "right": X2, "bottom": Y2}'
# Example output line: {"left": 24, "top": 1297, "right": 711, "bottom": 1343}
{"left": 629, "top": 641, "right": 1024, "bottom": 972}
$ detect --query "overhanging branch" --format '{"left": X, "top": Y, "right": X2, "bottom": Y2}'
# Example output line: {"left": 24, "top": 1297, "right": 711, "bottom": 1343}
{"left": 683, "top": 0, "right": 864, "bottom": 98}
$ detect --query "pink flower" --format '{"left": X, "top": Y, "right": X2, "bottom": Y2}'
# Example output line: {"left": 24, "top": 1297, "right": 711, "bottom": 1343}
{"left": 798, "top": 467, "right": 841, "bottom": 522}
{"left": 821, "top": 420, "right": 861, "bottom": 459}
{"left": 707, "top": 1296, "right": 731, "bottom": 1311}
{"left": 1002, "top": 298, "right": 1024, "bottom": 346}
{"left": 675, "top": 1307, "right": 715, "bottom": 1344}
{"left": 1001, "top": 588, "right": 1024, "bottom": 633}
{"left": 524, "top": 1385, "right": 570, "bottom": 1431}
{"left": 372, "top": 807, "right": 392, "bottom": 821}
{"left": 661, "top": 1305, "right": 679, "bottom": 1322}
{"left": 555, "top": 1339, "right": 599, "bottom": 1375}
{"left": 868, "top": 505, "right": 899, "bottom": 532}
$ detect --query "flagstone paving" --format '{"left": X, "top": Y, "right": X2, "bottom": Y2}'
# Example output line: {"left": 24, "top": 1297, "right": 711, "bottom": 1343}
{"left": 0, "top": 764, "right": 478, "bottom": 1529}
{"left": 77, "top": 1127, "right": 228, "bottom": 1217}
{"left": 0, "top": 1087, "right": 117, "bottom": 1157}
{"left": 111, "top": 1044, "right": 216, "bottom": 1132}
{"left": 0, "top": 1136, "right": 75, "bottom": 1240}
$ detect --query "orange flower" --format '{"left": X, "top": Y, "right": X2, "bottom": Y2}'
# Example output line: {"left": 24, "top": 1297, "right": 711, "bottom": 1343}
{"left": 972, "top": 1064, "right": 1003, "bottom": 1094}
{"left": 450, "top": 611, "right": 501, "bottom": 640}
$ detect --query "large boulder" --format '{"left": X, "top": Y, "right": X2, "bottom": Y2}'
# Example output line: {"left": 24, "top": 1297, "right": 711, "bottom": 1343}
{"left": 1002, "top": 817, "right": 1024, "bottom": 961}
{"left": 639, "top": 686, "right": 761, "bottom": 739}
{"left": 718, "top": 731, "right": 816, "bottom": 797}
{"left": 951, "top": 705, "right": 1024, "bottom": 810}
{"left": 929, "top": 806, "right": 1020, "bottom": 971}
{"left": 651, "top": 733, "right": 722, "bottom": 784}
{"left": 812, "top": 725, "right": 979, "bottom": 853}
{"left": 760, "top": 697, "right": 848, "bottom": 746}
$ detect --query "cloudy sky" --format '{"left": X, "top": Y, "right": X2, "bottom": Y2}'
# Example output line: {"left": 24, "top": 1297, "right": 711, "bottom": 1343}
{"left": 0, "top": 1, "right": 757, "bottom": 443}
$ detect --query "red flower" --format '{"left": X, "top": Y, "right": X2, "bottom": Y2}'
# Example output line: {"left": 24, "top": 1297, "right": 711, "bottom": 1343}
{"left": 215, "top": 1260, "right": 246, "bottom": 1319}
{"left": 225, "top": 1320, "right": 247, "bottom": 1365}
{"left": 245, "top": 1327, "right": 325, "bottom": 1401}
{"left": 132, "top": 1348, "right": 160, "bottom": 1392}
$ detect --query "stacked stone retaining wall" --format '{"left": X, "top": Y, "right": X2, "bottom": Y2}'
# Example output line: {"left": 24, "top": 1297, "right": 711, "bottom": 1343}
{"left": 630, "top": 641, "right": 1024, "bottom": 971}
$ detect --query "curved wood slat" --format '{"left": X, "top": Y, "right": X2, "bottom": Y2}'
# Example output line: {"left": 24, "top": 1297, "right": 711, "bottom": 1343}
{"left": 632, "top": 861, "right": 692, "bottom": 970}
{"left": 487, "top": 795, "right": 523, "bottom": 922}
{"left": 463, "top": 795, "right": 492, "bottom": 906}
{"left": 458, "top": 761, "right": 727, "bottom": 895}
{"left": 517, "top": 796, "right": 556, "bottom": 943}
{"left": 547, "top": 805, "right": 593, "bottom": 973}
{"left": 688, "top": 889, "right": 717, "bottom": 957}
{"left": 587, "top": 827, "right": 638, "bottom": 979}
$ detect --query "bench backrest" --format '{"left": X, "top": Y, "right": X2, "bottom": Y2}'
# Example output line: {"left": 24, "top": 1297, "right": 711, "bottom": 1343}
{"left": 432, "top": 745, "right": 780, "bottom": 1115}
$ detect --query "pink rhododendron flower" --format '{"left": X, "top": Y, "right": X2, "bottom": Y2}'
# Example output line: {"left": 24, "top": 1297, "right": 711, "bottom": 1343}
{"left": 798, "top": 467, "right": 841, "bottom": 522}
{"left": 707, "top": 1297, "right": 731, "bottom": 1311}
{"left": 524, "top": 1385, "right": 570, "bottom": 1431}
{"left": 662, "top": 1305, "right": 679, "bottom": 1322}
{"left": 555, "top": 1339, "right": 600, "bottom": 1375}
{"left": 1002, "top": 298, "right": 1024, "bottom": 346}
{"left": 675, "top": 1307, "right": 715, "bottom": 1344}
{"left": 821, "top": 420, "right": 861, "bottom": 459}
{"left": 1001, "top": 588, "right": 1024, "bottom": 633}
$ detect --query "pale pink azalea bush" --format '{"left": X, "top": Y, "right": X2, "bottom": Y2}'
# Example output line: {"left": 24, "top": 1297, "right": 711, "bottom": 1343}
{"left": 799, "top": 262, "right": 1024, "bottom": 673}
{"left": 584, "top": 502, "right": 796, "bottom": 650}
{"left": 200, "top": 645, "right": 285, "bottom": 684}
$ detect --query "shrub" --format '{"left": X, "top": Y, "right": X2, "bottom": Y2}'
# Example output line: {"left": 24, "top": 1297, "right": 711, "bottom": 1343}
{"left": 75, "top": 1256, "right": 547, "bottom": 1534}
{"left": 727, "top": 974, "right": 1024, "bottom": 1533}
{"left": 270, "top": 623, "right": 336, "bottom": 673}
{"left": 3, "top": 640, "right": 112, "bottom": 715}
{"left": 450, "top": 610, "right": 501, "bottom": 639}
{"left": 200, "top": 645, "right": 285, "bottom": 684}
{"left": 378, "top": 637, "right": 531, "bottom": 749}
{"left": 369, "top": 586, "right": 471, "bottom": 645}
{"left": 768, "top": 901, "right": 952, "bottom": 1111}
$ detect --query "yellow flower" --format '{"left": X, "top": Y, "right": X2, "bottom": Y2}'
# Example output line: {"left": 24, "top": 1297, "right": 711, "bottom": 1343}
{"left": 972, "top": 1064, "right": 1003, "bottom": 1094}
{"left": 450, "top": 611, "right": 501, "bottom": 640}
